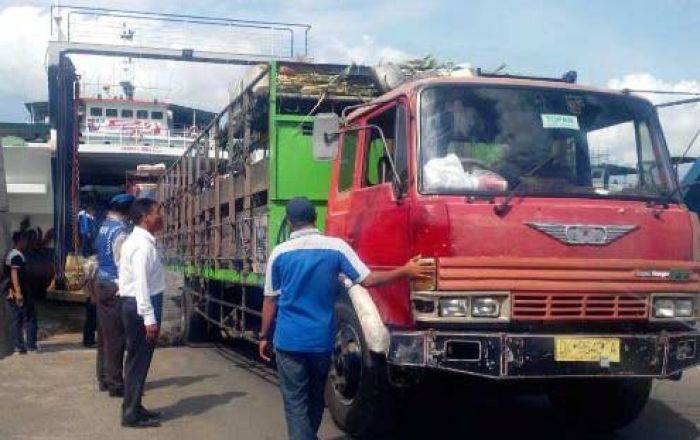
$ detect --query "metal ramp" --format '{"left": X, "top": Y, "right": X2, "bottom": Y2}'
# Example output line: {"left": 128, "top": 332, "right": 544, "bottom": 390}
{"left": 48, "top": 5, "right": 311, "bottom": 65}
{"left": 46, "top": 5, "right": 312, "bottom": 282}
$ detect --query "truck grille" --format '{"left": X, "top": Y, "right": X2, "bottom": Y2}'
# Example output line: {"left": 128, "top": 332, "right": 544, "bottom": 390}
{"left": 512, "top": 292, "right": 648, "bottom": 320}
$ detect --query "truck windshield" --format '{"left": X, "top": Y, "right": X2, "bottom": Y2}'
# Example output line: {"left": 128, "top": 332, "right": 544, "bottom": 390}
{"left": 419, "top": 85, "right": 674, "bottom": 200}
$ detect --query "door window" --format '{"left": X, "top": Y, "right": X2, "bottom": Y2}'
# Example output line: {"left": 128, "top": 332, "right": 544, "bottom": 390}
{"left": 338, "top": 131, "right": 358, "bottom": 192}
{"left": 363, "top": 105, "right": 407, "bottom": 187}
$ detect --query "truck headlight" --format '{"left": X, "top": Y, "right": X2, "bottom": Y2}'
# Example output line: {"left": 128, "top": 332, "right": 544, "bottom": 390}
{"left": 675, "top": 299, "right": 694, "bottom": 318}
{"left": 653, "top": 299, "right": 675, "bottom": 318}
{"left": 471, "top": 297, "right": 500, "bottom": 318}
{"left": 439, "top": 298, "right": 468, "bottom": 317}
{"left": 652, "top": 297, "right": 696, "bottom": 318}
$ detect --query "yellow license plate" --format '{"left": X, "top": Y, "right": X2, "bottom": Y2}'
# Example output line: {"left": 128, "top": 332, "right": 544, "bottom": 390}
{"left": 554, "top": 337, "right": 620, "bottom": 363}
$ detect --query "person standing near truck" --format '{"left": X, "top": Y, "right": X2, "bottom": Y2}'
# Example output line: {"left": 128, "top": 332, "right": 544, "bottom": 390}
{"left": 259, "top": 197, "right": 434, "bottom": 440}
{"left": 4, "top": 231, "right": 38, "bottom": 354}
{"left": 78, "top": 206, "right": 97, "bottom": 257}
{"left": 94, "top": 194, "right": 134, "bottom": 395}
{"left": 118, "top": 198, "right": 164, "bottom": 428}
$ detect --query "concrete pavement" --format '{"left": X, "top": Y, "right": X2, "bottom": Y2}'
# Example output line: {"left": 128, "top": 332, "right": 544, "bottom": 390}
{"left": 0, "top": 333, "right": 698, "bottom": 439}
{"left": 0, "top": 335, "right": 344, "bottom": 440}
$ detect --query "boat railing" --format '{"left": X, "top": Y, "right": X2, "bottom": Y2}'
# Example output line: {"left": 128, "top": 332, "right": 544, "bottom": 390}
{"left": 79, "top": 127, "right": 199, "bottom": 148}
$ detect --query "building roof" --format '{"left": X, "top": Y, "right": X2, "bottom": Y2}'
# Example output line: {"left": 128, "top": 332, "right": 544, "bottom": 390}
{"left": 0, "top": 122, "right": 51, "bottom": 142}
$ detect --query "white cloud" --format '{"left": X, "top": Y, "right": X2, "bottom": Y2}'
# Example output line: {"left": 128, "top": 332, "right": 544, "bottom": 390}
{"left": 315, "top": 34, "right": 411, "bottom": 65}
{"left": 0, "top": 3, "right": 416, "bottom": 119}
{"left": 607, "top": 73, "right": 700, "bottom": 158}
{"left": 0, "top": 6, "right": 50, "bottom": 104}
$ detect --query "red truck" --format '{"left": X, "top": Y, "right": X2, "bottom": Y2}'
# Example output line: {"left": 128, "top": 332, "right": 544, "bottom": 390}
{"left": 167, "top": 62, "right": 699, "bottom": 436}
{"left": 313, "top": 72, "right": 700, "bottom": 434}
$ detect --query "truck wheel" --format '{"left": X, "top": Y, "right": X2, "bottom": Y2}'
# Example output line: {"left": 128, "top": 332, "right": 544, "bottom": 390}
{"left": 547, "top": 378, "right": 652, "bottom": 432}
{"left": 180, "top": 290, "right": 208, "bottom": 345}
{"left": 325, "top": 300, "right": 392, "bottom": 438}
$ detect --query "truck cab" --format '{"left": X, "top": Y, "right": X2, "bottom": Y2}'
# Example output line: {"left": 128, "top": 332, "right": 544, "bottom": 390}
{"left": 320, "top": 75, "right": 700, "bottom": 434}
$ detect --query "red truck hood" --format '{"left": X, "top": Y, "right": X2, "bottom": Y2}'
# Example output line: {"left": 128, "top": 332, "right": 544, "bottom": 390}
{"left": 414, "top": 197, "right": 694, "bottom": 261}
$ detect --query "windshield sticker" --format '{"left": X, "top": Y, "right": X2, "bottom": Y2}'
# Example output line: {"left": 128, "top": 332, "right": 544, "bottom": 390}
{"left": 541, "top": 114, "right": 580, "bottom": 130}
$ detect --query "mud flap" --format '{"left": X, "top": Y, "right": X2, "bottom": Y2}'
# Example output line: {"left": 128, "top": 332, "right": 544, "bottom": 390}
{"left": 345, "top": 280, "right": 390, "bottom": 354}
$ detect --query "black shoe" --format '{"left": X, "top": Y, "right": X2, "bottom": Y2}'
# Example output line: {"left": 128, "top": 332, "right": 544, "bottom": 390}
{"left": 99, "top": 382, "right": 109, "bottom": 392}
{"left": 121, "top": 417, "right": 161, "bottom": 428}
{"left": 139, "top": 406, "right": 162, "bottom": 420}
{"left": 109, "top": 388, "right": 124, "bottom": 398}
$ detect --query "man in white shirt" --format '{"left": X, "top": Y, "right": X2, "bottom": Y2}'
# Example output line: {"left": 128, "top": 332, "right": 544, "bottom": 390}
{"left": 118, "top": 198, "right": 165, "bottom": 428}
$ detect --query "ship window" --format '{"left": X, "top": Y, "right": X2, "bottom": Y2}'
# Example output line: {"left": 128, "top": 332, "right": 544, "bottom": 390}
{"left": 121, "top": 109, "right": 134, "bottom": 118}
{"left": 89, "top": 107, "right": 103, "bottom": 117}
{"left": 136, "top": 110, "right": 149, "bottom": 119}
{"left": 151, "top": 111, "right": 164, "bottom": 120}
{"left": 105, "top": 108, "right": 118, "bottom": 117}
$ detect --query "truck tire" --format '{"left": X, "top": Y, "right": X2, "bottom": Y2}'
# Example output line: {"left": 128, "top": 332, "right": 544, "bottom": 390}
{"left": 179, "top": 290, "right": 209, "bottom": 345}
{"left": 325, "top": 300, "right": 393, "bottom": 438}
{"left": 547, "top": 378, "right": 652, "bottom": 432}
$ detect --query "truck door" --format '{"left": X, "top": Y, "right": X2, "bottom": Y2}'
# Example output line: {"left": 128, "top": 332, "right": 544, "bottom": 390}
{"left": 347, "top": 102, "right": 412, "bottom": 325}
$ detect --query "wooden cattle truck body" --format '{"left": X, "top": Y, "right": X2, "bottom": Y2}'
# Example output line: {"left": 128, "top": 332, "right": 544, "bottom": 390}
{"left": 158, "top": 61, "right": 380, "bottom": 341}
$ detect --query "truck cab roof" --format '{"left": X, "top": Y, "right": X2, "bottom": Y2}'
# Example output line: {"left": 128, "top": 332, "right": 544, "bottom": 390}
{"left": 345, "top": 75, "right": 647, "bottom": 121}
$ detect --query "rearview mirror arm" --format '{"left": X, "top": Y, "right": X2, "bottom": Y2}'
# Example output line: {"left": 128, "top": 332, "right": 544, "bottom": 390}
{"left": 344, "top": 124, "right": 403, "bottom": 197}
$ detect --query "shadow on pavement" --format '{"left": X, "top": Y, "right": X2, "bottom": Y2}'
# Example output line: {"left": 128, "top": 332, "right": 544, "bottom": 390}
{"left": 216, "top": 339, "right": 279, "bottom": 386}
{"left": 146, "top": 374, "right": 219, "bottom": 391}
{"left": 216, "top": 340, "right": 699, "bottom": 440}
{"left": 38, "top": 341, "right": 92, "bottom": 353}
{"left": 619, "top": 399, "right": 699, "bottom": 440}
{"left": 325, "top": 375, "right": 699, "bottom": 440}
{"left": 157, "top": 391, "right": 247, "bottom": 421}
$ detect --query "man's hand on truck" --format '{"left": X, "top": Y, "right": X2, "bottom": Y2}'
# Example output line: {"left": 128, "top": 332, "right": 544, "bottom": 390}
{"left": 360, "top": 255, "right": 436, "bottom": 287}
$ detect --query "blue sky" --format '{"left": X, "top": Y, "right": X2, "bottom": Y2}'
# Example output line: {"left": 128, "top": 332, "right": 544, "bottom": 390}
{"left": 0, "top": 0, "right": 698, "bottom": 153}
{"left": 49, "top": 0, "right": 694, "bottom": 84}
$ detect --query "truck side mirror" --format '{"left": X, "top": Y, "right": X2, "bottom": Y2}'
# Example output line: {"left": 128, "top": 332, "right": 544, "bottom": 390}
{"left": 312, "top": 113, "right": 340, "bottom": 161}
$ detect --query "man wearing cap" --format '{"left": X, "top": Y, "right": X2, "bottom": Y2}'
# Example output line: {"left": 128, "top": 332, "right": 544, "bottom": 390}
{"left": 259, "top": 197, "right": 434, "bottom": 440}
{"left": 94, "top": 194, "right": 134, "bottom": 397}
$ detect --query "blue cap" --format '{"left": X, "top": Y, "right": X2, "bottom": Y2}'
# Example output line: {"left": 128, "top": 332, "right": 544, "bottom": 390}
{"left": 286, "top": 197, "right": 316, "bottom": 225}
{"left": 110, "top": 193, "right": 135, "bottom": 207}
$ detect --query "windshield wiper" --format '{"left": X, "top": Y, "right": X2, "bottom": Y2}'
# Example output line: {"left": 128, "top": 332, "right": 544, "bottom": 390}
{"left": 493, "top": 154, "right": 557, "bottom": 216}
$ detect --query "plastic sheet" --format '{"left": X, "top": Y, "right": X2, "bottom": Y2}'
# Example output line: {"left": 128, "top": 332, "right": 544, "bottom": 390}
{"left": 423, "top": 153, "right": 507, "bottom": 192}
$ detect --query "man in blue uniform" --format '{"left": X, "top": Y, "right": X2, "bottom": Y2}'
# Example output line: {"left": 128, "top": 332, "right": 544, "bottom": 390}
{"left": 259, "top": 197, "right": 434, "bottom": 440}
{"left": 94, "top": 194, "right": 134, "bottom": 396}
{"left": 77, "top": 206, "right": 96, "bottom": 257}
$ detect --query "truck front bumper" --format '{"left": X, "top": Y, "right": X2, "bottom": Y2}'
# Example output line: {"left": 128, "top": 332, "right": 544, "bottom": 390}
{"left": 387, "top": 330, "right": 700, "bottom": 378}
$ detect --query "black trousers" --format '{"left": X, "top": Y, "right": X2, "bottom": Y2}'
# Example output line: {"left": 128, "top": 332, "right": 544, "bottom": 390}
{"left": 95, "top": 280, "right": 125, "bottom": 391}
{"left": 121, "top": 297, "right": 155, "bottom": 423}
{"left": 83, "top": 297, "right": 97, "bottom": 346}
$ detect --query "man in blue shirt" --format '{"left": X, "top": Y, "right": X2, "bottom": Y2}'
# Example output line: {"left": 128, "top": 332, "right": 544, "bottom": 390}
{"left": 77, "top": 206, "right": 96, "bottom": 257}
{"left": 259, "top": 197, "right": 432, "bottom": 440}
{"left": 94, "top": 194, "right": 134, "bottom": 397}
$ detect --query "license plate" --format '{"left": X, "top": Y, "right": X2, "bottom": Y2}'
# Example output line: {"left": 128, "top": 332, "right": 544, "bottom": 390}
{"left": 554, "top": 337, "right": 621, "bottom": 363}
